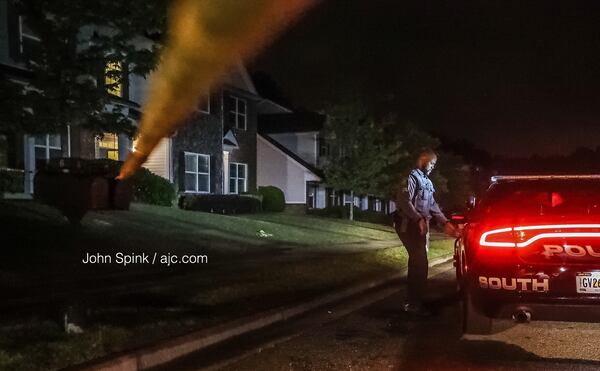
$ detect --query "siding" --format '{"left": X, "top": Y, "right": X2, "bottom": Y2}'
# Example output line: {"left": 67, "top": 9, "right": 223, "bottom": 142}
{"left": 257, "top": 135, "right": 320, "bottom": 204}
{"left": 268, "top": 132, "right": 318, "bottom": 166}
{"left": 143, "top": 138, "right": 171, "bottom": 180}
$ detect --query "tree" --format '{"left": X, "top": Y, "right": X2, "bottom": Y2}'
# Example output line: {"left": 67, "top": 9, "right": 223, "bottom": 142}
{"left": 1, "top": 0, "right": 167, "bottom": 137}
{"left": 322, "top": 105, "right": 401, "bottom": 220}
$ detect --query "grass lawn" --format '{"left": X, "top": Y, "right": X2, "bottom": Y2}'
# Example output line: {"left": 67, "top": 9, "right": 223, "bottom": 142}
{"left": 0, "top": 200, "right": 454, "bottom": 371}
{"left": 131, "top": 203, "right": 399, "bottom": 245}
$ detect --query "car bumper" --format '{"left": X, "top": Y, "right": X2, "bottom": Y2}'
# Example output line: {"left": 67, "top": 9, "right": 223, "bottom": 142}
{"left": 467, "top": 263, "right": 600, "bottom": 321}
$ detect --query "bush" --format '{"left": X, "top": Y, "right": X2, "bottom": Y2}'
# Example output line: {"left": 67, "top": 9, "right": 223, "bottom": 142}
{"left": 131, "top": 167, "right": 176, "bottom": 206}
{"left": 0, "top": 169, "right": 25, "bottom": 193}
{"left": 307, "top": 205, "right": 393, "bottom": 226}
{"left": 179, "top": 194, "right": 261, "bottom": 214}
{"left": 258, "top": 186, "right": 285, "bottom": 212}
{"left": 42, "top": 158, "right": 176, "bottom": 206}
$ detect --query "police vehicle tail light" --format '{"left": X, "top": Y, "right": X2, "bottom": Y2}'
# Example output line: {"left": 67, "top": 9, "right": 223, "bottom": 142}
{"left": 479, "top": 227, "right": 517, "bottom": 247}
{"left": 480, "top": 224, "right": 600, "bottom": 248}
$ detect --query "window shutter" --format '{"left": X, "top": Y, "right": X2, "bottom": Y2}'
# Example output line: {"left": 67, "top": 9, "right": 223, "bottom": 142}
{"left": 210, "top": 154, "right": 217, "bottom": 194}
{"left": 178, "top": 151, "right": 186, "bottom": 192}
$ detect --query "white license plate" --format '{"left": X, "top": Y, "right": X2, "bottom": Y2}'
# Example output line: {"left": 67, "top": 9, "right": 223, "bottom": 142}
{"left": 576, "top": 272, "right": 600, "bottom": 294}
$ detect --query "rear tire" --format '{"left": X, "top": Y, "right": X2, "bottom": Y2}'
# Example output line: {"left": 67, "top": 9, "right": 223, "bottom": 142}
{"left": 462, "top": 284, "right": 492, "bottom": 335}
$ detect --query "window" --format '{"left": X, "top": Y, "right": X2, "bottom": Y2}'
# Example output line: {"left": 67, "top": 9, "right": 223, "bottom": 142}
{"left": 199, "top": 95, "right": 211, "bottom": 114}
{"left": 318, "top": 136, "right": 329, "bottom": 157}
{"left": 18, "top": 15, "right": 40, "bottom": 56}
{"left": 34, "top": 134, "right": 61, "bottom": 169}
{"left": 227, "top": 95, "right": 247, "bottom": 130}
{"left": 105, "top": 61, "right": 123, "bottom": 97}
{"left": 229, "top": 162, "right": 247, "bottom": 194}
{"left": 97, "top": 133, "right": 119, "bottom": 160}
{"left": 184, "top": 152, "right": 210, "bottom": 193}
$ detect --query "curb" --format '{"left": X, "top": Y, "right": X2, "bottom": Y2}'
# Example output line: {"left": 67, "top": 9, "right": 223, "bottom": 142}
{"left": 78, "top": 255, "right": 454, "bottom": 371}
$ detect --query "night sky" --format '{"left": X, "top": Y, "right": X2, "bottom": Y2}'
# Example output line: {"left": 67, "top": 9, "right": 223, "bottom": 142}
{"left": 252, "top": 0, "right": 600, "bottom": 157}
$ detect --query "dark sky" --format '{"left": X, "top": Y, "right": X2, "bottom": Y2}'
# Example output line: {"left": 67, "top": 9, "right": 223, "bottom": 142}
{"left": 252, "top": 0, "right": 600, "bottom": 157}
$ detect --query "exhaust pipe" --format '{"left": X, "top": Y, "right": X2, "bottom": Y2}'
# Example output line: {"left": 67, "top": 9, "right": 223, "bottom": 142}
{"left": 512, "top": 309, "right": 532, "bottom": 323}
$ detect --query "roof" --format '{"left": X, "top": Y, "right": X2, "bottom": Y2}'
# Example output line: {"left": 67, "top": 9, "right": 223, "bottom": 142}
{"left": 222, "top": 129, "right": 240, "bottom": 149}
{"left": 258, "top": 112, "right": 326, "bottom": 134}
{"left": 256, "top": 99, "right": 292, "bottom": 114}
{"left": 259, "top": 134, "right": 323, "bottom": 178}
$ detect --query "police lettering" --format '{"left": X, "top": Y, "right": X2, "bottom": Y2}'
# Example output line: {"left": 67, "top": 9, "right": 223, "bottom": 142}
{"left": 543, "top": 244, "right": 600, "bottom": 258}
{"left": 478, "top": 276, "right": 549, "bottom": 292}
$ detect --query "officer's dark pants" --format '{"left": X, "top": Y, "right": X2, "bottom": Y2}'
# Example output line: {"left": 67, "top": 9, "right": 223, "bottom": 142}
{"left": 395, "top": 219, "right": 429, "bottom": 306}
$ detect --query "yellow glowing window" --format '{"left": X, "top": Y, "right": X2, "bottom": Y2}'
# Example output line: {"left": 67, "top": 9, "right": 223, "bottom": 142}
{"left": 105, "top": 61, "right": 122, "bottom": 97}
{"left": 98, "top": 133, "right": 119, "bottom": 160}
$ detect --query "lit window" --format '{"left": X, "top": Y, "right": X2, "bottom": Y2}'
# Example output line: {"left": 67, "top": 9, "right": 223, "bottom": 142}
{"left": 97, "top": 133, "right": 119, "bottom": 160}
{"left": 227, "top": 95, "right": 247, "bottom": 130}
{"left": 229, "top": 162, "right": 247, "bottom": 194}
{"left": 34, "top": 134, "right": 62, "bottom": 168}
{"left": 105, "top": 61, "right": 123, "bottom": 97}
{"left": 184, "top": 152, "right": 210, "bottom": 193}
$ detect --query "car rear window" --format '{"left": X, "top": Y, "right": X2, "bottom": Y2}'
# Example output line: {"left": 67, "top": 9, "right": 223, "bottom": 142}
{"left": 475, "top": 180, "right": 600, "bottom": 217}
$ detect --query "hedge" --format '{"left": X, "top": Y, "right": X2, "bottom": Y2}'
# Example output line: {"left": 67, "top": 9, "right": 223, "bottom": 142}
{"left": 179, "top": 194, "right": 261, "bottom": 214}
{"left": 307, "top": 205, "right": 393, "bottom": 225}
{"left": 258, "top": 186, "right": 285, "bottom": 212}
{"left": 0, "top": 169, "right": 25, "bottom": 193}
{"left": 130, "top": 167, "right": 176, "bottom": 206}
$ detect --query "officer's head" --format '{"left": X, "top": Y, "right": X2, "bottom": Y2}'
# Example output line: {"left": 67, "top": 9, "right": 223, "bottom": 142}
{"left": 416, "top": 148, "right": 437, "bottom": 175}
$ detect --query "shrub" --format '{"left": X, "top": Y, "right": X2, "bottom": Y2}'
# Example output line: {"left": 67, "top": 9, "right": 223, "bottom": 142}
{"left": 0, "top": 169, "right": 25, "bottom": 193}
{"left": 42, "top": 158, "right": 176, "bottom": 206}
{"left": 307, "top": 206, "right": 393, "bottom": 226}
{"left": 258, "top": 186, "right": 285, "bottom": 212}
{"left": 131, "top": 167, "right": 176, "bottom": 206}
{"left": 179, "top": 194, "right": 261, "bottom": 214}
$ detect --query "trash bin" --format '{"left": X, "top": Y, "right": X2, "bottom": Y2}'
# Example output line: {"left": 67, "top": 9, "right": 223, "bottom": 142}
{"left": 34, "top": 158, "right": 132, "bottom": 224}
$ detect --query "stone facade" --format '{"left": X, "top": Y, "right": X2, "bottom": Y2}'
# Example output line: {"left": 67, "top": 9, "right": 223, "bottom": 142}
{"left": 223, "top": 88, "right": 258, "bottom": 194}
{"left": 171, "top": 92, "right": 224, "bottom": 194}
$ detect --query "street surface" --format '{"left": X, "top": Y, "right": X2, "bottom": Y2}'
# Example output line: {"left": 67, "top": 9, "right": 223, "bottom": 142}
{"left": 219, "top": 262, "right": 600, "bottom": 371}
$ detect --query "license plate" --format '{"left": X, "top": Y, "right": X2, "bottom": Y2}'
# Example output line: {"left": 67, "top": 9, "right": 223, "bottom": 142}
{"left": 576, "top": 272, "right": 600, "bottom": 294}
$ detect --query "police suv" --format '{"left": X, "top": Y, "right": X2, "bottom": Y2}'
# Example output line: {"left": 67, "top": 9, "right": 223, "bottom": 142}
{"left": 455, "top": 175, "right": 600, "bottom": 334}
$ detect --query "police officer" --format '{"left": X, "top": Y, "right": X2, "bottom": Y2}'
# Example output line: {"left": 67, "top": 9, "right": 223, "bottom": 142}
{"left": 395, "top": 148, "right": 458, "bottom": 315}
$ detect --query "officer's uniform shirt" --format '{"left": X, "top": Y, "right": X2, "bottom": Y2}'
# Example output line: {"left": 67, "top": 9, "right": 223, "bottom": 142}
{"left": 395, "top": 168, "right": 448, "bottom": 233}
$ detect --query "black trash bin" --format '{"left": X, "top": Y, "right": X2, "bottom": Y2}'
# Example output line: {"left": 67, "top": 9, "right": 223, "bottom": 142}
{"left": 34, "top": 158, "right": 132, "bottom": 224}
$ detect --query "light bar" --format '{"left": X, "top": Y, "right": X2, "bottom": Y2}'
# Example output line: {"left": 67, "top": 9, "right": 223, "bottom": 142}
{"left": 491, "top": 175, "right": 600, "bottom": 183}
{"left": 480, "top": 224, "right": 600, "bottom": 248}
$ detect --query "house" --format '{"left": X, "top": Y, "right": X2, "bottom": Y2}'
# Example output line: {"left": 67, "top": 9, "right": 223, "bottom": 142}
{"left": 0, "top": 3, "right": 260, "bottom": 197}
{"left": 256, "top": 105, "right": 396, "bottom": 213}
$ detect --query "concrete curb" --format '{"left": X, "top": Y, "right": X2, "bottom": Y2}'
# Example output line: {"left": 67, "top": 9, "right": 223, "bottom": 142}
{"left": 77, "top": 255, "right": 454, "bottom": 371}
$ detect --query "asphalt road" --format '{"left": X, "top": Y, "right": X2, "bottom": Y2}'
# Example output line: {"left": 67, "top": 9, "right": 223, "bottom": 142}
{"left": 218, "top": 262, "right": 600, "bottom": 371}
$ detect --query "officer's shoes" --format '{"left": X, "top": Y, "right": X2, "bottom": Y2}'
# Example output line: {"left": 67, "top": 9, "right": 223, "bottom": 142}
{"left": 402, "top": 303, "right": 432, "bottom": 318}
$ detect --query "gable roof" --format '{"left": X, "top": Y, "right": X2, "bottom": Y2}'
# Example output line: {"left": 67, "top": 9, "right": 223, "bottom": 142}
{"left": 223, "top": 129, "right": 239, "bottom": 149}
{"left": 258, "top": 112, "right": 326, "bottom": 134}
{"left": 258, "top": 134, "right": 323, "bottom": 178}
{"left": 222, "top": 62, "right": 258, "bottom": 95}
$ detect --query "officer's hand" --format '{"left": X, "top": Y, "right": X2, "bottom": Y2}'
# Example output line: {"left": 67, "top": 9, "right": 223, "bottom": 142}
{"left": 418, "top": 218, "right": 428, "bottom": 236}
{"left": 444, "top": 222, "right": 460, "bottom": 238}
